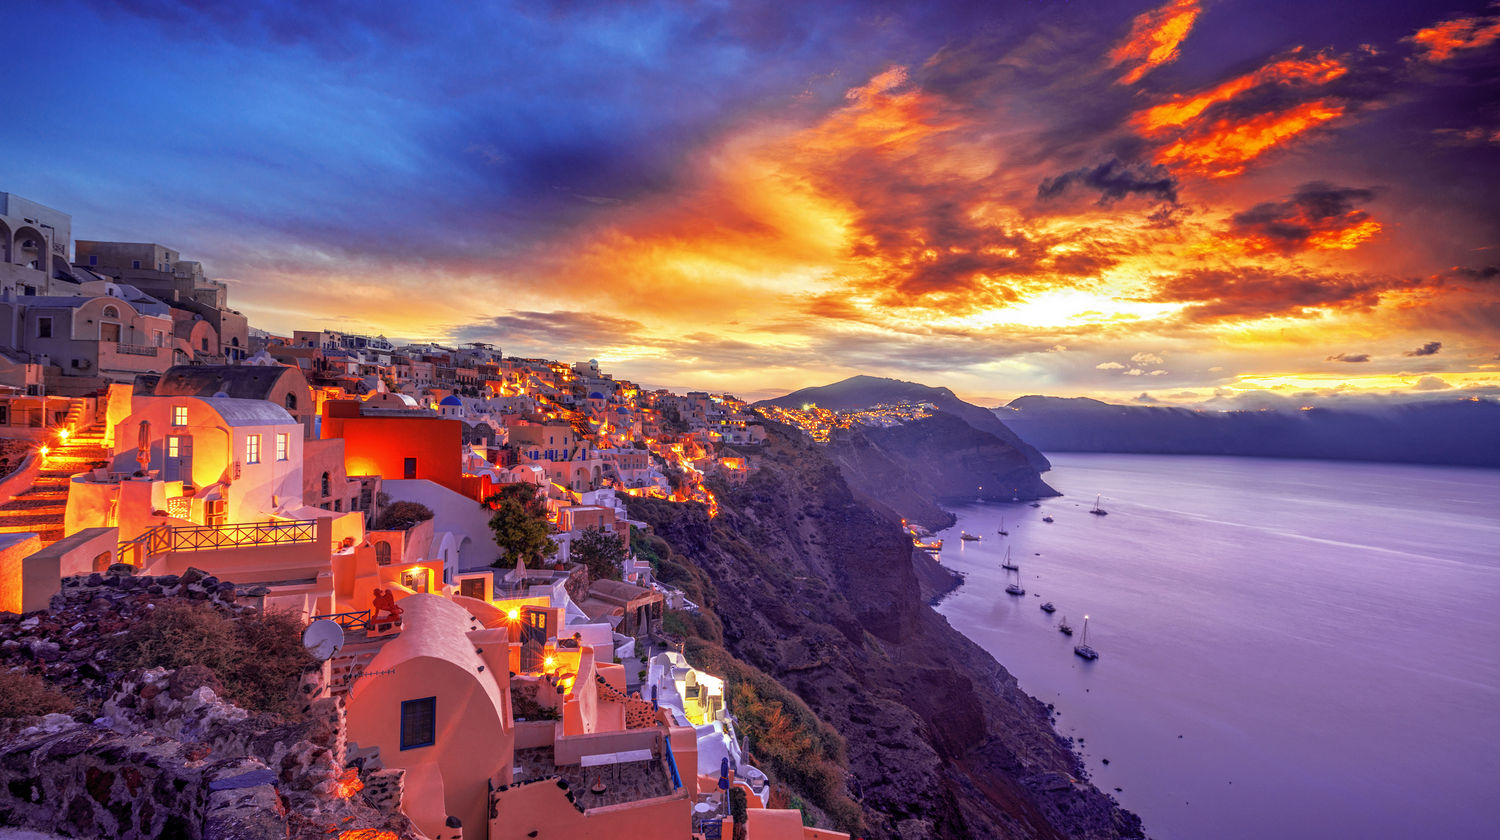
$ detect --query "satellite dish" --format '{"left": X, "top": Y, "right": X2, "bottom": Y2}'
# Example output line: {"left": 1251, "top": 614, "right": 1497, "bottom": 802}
{"left": 302, "top": 619, "right": 345, "bottom": 662}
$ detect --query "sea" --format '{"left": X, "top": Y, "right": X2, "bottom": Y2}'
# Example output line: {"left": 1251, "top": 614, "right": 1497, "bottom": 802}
{"left": 932, "top": 454, "right": 1500, "bottom": 840}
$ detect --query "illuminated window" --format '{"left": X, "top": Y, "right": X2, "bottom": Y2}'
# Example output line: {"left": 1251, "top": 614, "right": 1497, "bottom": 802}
{"left": 276, "top": 433, "right": 288, "bottom": 461}
{"left": 245, "top": 434, "right": 261, "bottom": 464}
{"left": 172, "top": 405, "right": 188, "bottom": 426}
{"left": 459, "top": 578, "right": 485, "bottom": 600}
{"left": 402, "top": 568, "right": 429, "bottom": 594}
{"left": 166, "top": 436, "right": 180, "bottom": 458}
{"left": 400, "top": 697, "right": 436, "bottom": 750}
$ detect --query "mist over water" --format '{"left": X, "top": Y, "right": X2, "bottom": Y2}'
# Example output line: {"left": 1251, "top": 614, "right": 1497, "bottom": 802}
{"left": 934, "top": 454, "right": 1500, "bottom": 840}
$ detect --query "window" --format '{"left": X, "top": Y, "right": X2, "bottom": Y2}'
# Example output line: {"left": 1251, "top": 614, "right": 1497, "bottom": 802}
{"left": 459, "top": 578, "right": 485, "bottom": 600}
{"left": 403, "top": 457, "right": 416, "bottom": 479}
{"left": 166, "top": 436, "right": 180, "bottom": 458}
{"left": 402, "top": 568, "right": 429, "bottom": 594}
{"left": 36, "top": 317, "right": 51, "bottom": 339}
{"left": 399, "top": 697, "right": 436, "bottom": 750}
{"left": 276, "top": 433, "right": 288, "bottom": 461}
{"left": 285, "top": 392, "right": 298, "bottom": 411}
{"left": 375, "top": 541, "right": 391, "bottom": 565}
{"left": 102, "top": 306, "right": 119, "bottom": 319}
{"left": 201, "top": 337, "right": 209, "bottom": 351}
{"left": 172, "top": 405, "right": 188, "bottom": 426}
{"left": 88, "top": 255, "right": 98, "bottom": 266}
{"left": 333, "top": 499, "right": 342, "bottom": 512}
{"left": 245, "top": 434, "right": 261, "bottom": 464}
{"left": 321, "top": 472, "right": 331, "bottom": 497}
{"left": 131, "top": 260, "right": 141, "bottom": 269}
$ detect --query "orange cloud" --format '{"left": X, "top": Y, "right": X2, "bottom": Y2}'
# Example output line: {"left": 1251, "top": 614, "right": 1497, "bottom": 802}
{"left": 1133, "top": 53, "right": 1348, "bottom": 135}
{"left": 1110, "top": 0, "right": 1202, "bottom": 85}
{"left": 1410, "top": 13, "right": 1500, "bottom": 62}
{"left": 1226, "top": 182, "right": 1382, "bottom": 253}
{"left": 1154, "top": 99, "right": 1345, "bottom": 177}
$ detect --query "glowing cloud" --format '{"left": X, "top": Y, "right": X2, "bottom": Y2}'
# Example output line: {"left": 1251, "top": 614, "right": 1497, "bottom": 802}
{"left": 1110, "top": 0, "right": 1202, "bottom": 85}
{"left": 1410, "top": 14, "right": 1500, "bottom": 62}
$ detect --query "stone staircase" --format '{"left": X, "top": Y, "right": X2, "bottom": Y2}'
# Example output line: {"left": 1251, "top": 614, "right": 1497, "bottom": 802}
{"left": 0, "top": 402, "right": 108, "bottom": 546}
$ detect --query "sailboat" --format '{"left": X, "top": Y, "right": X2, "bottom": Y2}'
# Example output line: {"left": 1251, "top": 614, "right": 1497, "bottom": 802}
{"left": 997, "top": 516, "right": 1009, "bottom": 536}
{"left": 1004, "top": 566, "right": 1025, "bottom": 596}
{"left": 1073, "top": 615, "right": 1099, "bottom": 660}
{"left": 1058, "top": 616, "right": 1073, "bottom": 635}
{"left": 1000, "top": 546, "right": 1019, "bottom": 571}
{"left": 1090, "top": 494, "right": 1108, "bottom": 516}
{"left": 961, "top": 531, "right": 981, "bottom": 541}
{"left": 1040, "top": 602, "right": 1055, "bottom": 613}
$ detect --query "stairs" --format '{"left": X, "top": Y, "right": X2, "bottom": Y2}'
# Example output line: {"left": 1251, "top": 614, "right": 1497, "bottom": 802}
{"left": 0, "top": 402, "right": 108, "bottom": 546}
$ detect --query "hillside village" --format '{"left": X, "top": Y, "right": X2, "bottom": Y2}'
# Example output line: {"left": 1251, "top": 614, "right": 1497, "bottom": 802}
{"left": 0, "top": 191, "right": 847, "bottom": 840}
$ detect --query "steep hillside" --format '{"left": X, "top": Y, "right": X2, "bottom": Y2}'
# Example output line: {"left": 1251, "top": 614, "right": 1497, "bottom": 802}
{"left": 628, "top": 424, "right": 1142, "bottom": 840}
{"left": 762, "top": 375, "right": 1052, "bottom": 472}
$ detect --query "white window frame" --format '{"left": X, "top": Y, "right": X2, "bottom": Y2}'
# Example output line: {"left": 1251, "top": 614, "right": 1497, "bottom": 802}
{"left": 276, "top": 433, "right": 289, "bottom": 461}
{"left": 246, "top": 434, "right": 261, "bottom": 464}
{"left": 172, "top": 405, "right": 188, "bottom": 426}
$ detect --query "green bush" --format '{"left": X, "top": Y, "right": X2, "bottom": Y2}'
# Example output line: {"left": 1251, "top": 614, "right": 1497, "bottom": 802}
{"left": 111, "top": 602, "right": 314, "bottom": 717}
{"left": 0, "top": 670, "right": 73, "bottom": 718}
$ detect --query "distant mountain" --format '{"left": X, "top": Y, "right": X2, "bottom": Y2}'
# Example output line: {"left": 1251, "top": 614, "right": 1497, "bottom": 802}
{"left": 763, "top": 375, "right": 1050, "bottom": 471}
{"left": 758, "top": 376, "right": 1056, "bottom": 527}
{"left": 999, "top": 395, "right": 1500, "bottom": 468}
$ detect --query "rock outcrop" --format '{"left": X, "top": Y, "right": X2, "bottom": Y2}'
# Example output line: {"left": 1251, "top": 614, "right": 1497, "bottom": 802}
{"left": 0, "top": 572, "right": 422, "bottom": 840}
{"left": 629, "top": 424, "right": 1143, "bottom": 840}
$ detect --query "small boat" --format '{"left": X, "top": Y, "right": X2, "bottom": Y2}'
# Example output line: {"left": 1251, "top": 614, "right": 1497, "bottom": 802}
{"left": 1074, "top": 616, "right": 1099, "bottom": 660}
{"left": 1000, "top": 547, "right": 1019, "bottom": 571}
{"left": 1041, "top": 516, "right": 1054, "bottom": 523}
{"left": 1059, "top": 616, "right": 1073, "bottom": 635}
{"left": 1090, "top": 494, "right": 1108, "bottom": 516}
{"left": 1040, "top": 602, "right": 1055, "bottom": 613}
{"left": 1029, "top": 502, "right": 1041, "bottom": 508}
{"left": 997, "top": 516, "right": 1009, "bottom": 536}
{"left": 960, "top": 531, "right": 981, "bottom": 541}
{"left": 1005, "top": 583, "right": 1025, "bottom": 596}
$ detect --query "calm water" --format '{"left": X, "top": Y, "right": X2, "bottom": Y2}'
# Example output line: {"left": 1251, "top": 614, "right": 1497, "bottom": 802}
{"left": 934, "top": 454, "right": 1500, "bottom": 840}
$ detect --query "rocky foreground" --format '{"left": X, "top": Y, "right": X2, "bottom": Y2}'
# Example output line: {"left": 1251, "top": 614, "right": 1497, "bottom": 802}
{"left": 0, "top": 572, "right": 418, "bottom": 840}
{"left": 630, "top": 422, "right": 1144, "bottom": 840}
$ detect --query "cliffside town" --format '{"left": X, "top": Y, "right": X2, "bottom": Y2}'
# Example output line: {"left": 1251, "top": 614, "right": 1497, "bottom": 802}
{"left": 0, "top": 190, "right": 1138, "bottom": 840}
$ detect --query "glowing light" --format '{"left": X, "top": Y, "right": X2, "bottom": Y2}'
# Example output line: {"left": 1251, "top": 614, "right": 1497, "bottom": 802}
{"left": 334, "top": 767, "right": 364, "bottom": 798}
{"left": 58, "top": 428, "right": 70, "bottom": 442}
{"left": 38, "top": 445, "right": 49, "bottom": 457}
{"left": 506, "top": 608, "right": 520, "bottom": 621}
{"left": 544, "top": 655, "right": 556, "bottom": 669}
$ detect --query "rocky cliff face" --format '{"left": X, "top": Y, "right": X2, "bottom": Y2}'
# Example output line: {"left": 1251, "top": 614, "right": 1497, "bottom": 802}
{"left": 629, "top": 426, "right": 1142, "bottom": 840}
{"left": 825, "top": 412, "right": 1058, "bottom": 531}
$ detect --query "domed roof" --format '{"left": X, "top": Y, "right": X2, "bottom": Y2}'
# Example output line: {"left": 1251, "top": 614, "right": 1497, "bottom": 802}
{"left": 589, "top": 391, "right": 605, "bottom": 400}
{"left": 439, "top": 395, "right": 464, "bottom": 406}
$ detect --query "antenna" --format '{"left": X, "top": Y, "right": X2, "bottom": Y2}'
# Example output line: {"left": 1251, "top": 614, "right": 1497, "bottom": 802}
{"left": 302, "top": 619, "right": 345, "bottom": 662}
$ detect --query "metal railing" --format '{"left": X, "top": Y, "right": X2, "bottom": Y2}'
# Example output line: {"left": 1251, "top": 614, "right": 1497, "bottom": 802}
{"left": 116, "top": 342, "right": 160, "bottom": 356}
{"left": 312, "top": 609, "right": 373, "bottom": 631}
{"left": 116, "top": 518, "right": 318, "bottom": 561}
{"left": 167, "top": 519, "right": 317, "bottom": 550}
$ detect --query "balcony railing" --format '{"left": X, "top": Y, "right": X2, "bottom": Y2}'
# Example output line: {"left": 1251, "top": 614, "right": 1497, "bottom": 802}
{"left": 167, "top": 519, "right": 318, "bottom": 550}
{"left": 117, "top": 518, "right": 319, "bottom": 563}
{"left": 117, "top": 342, "right": 160, "bottom": 356}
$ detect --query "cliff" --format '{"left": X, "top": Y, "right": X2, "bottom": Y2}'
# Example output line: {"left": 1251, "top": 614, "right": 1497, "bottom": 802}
{"left": 761, "top": 375, "right": 1053, "bottom": 472}
{"left": 628, "top": 424, "right": 1143, "bottom": 840}
{"left": 1000, "top": 395, "right": 1500, "bottom": 468}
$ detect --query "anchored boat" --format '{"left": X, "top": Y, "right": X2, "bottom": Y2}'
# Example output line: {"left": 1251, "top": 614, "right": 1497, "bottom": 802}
{"left": 1074, "top": 616, "right": 1099, "bottom": 660}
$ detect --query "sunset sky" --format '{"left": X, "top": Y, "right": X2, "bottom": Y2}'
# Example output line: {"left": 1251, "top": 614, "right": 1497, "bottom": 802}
{"left": 3, "top": 0, "right": 1497, "bottom": 405}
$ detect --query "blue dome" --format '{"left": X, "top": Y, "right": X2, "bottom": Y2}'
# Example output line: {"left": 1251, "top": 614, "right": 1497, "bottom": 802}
{"left": 616, "top": 408, "right": 631, "bottom": 415}
{"left": 589, "top": 391, "right": 605, "bottom": 400}
{"left": 439, "top": 395, "right": 463, "bottom": 406}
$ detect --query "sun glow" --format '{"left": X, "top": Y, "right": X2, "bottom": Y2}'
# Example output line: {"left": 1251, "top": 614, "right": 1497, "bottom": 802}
{"left": 961, "top": 290, "right": 1186, "bottom": 330}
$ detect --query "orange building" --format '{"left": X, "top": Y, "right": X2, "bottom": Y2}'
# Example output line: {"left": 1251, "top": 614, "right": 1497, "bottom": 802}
{"left": 321, "top": 400, "right": 463, "bottom": 494}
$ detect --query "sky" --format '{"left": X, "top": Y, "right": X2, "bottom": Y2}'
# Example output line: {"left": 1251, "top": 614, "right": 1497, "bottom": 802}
{"left": 2, "top": 0, "right": 1498, "bottom": 406}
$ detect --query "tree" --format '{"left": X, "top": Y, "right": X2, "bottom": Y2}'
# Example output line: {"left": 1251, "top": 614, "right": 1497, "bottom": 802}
{"left": 572, "top": 525, "right": 626, "bottom": 582}
{"left": 483, "top": 483, "right": 557, "bottom": 568}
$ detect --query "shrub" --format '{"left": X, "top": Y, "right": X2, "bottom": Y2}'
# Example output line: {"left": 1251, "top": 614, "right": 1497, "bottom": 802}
{"left": 0, "top": 670, "right": 73, "bottom": 718}
{"left": 373, "top": 500, "right": 434, "bottom": 531}
{"left": 111, "top": 602, "right": 314, "bottom": 717}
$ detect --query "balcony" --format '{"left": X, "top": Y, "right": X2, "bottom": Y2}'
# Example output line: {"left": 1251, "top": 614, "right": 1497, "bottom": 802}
{"left": 119, "top": 518, "right": 320, "bottom": 565}
{"left": 116, "top": 342, "right": 160, "bottom": 357}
